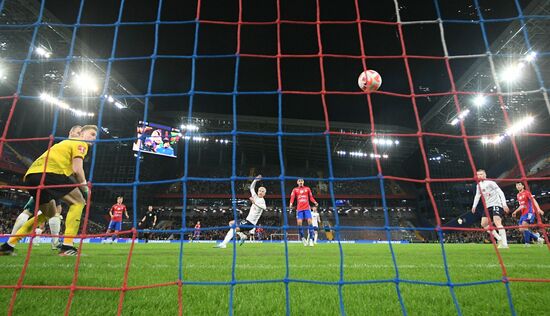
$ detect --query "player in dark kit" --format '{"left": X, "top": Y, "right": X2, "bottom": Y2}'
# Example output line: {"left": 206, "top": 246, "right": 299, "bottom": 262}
{"left": 138, "top": 205, "right": 157, "bottom": 243}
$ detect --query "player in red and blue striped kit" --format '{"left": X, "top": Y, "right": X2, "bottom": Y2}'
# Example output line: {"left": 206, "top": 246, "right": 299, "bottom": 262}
{"left": 512, "top": 182, "right": 544, "bottom": 246}
{"left": 289, "top": 178, "right": 318, "bottom": 247}
{"left": 105, "top": 196, "right": 129, "bottom": 243}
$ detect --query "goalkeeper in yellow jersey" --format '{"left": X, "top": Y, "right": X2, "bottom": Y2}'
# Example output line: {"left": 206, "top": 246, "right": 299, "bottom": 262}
{"left": 1, "top": 125, "right": 97, "bottom": 256}
{"left": 7, "top": 125, "right": 82, "bottom": 250}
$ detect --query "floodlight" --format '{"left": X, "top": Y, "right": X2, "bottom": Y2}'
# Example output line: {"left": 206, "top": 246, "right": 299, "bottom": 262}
{"left": 40, "top": 92, "right": 94, "bottom": 117}
{"left": 73, "top": 72, "right": 99, "bottom": 93}
{"left": 473, "top": 95, "right": 487, "bottom": 107}
{"left": 500, "top": 64, "right": 523, "bottom": 83}
{"left": 458, "top": 109, "right": 470, "bottom": 119}
{"left": 524, "top": 51, "right": 537, "bottom": 62}
{"left": 35, "top": 46, "right": 51, "bottom": 58}
{"left": 505, "top": 116, "right": 534, "bottom": 135}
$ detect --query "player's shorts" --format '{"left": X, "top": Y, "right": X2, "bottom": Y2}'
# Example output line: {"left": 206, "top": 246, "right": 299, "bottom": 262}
{"left": 519, "top": 213, "right": 535, "bottom": 225}
{"left": 296, "top": 210, "right": 312, "bottom": 220}
{"left": 481, "top": 206, "right": 504, "bottom": 218}
{"left": 238, "top": 219, "right": 254, "bottom": 228}
{"left": 312, "top": 225, "right": 319, "bottom": 231}
{"left": 193, "top": 231, "right": 200, "bottom": 236}
{"left": 108, "top": 221, "right": 122, "bottom": 231}
{"left": 25, "top": 173, "right": 77, "bottom": 204}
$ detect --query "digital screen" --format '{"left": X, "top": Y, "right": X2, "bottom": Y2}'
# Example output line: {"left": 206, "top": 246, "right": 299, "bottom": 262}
{"left": 132, "top": 121, "right": 180, "bottom": 158}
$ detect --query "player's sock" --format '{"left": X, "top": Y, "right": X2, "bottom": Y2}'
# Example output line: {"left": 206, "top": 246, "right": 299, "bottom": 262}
{"left": 488, "top": 230, "right": 501, "bottom": 241}
{"left": 298, "top": 226, "right": 304, "bottom": 239}
{"left": 522, "top": 230, "right": 531, "bottom": 244}
{"left": 7, "top": 214, "right": 47, "bottom": 247}
{"left": 63, "top": 203, "right": 85, "bottom": 246}
{"left": 527, "top": 230, "right": 539, "bottom": 241}
{"left": 308, "top": 225, "right": 314, "bottom": 241}
{"left": 314, "top": 231, "right": 318, "bottom": 244}
{"left": 497, "top": 226, "right": 507, "bottom": 245}
{"left": 10, "top": 212, "right": 30, "bottom": 237}
{"left": 48, "top": 215, "right": 61, "bottom": 246}
{"left": 22, "top": 197, "right": 35, "bottom": 212}
{"left": 221, "top": 229, "right": 234, "bottom": 245}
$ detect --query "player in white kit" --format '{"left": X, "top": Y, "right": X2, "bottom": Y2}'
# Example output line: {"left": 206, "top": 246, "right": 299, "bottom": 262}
{"left": 307, "top": 207, "right": 320, "bottom": 246}
{"left": 215, "top": 175, "right": 266, "bottom": 248}
{"left": 471, "top": 169, "right": 510, "bottom": 248}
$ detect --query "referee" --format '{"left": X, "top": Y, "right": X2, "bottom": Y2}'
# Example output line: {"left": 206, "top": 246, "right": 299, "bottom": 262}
{"left": 138, "top": 205, "right": 157, "bottom": 243}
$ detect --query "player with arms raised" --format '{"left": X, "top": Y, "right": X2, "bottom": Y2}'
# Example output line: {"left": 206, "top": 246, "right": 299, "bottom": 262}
{"left": 104, "top": 196, "right": 129, "bottom": 243}
{"left": 471, "top": 169, "right": 509, "bottom": 248}
{"left": 216, "top": 175, "right": 266, "bottom": 248}
{"left": 512, "top": 182, "right": 544, "bottom": 246}
{"left": 289, "top": 178, "right": 318, "bottom": 247}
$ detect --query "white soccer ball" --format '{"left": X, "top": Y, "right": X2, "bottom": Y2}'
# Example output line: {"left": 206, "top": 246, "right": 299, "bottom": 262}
{"left": 457, "top": 218, "right": 463, "bottom": 225}
{"left": 358, "top": 69, "right": 382, "bottom": 92}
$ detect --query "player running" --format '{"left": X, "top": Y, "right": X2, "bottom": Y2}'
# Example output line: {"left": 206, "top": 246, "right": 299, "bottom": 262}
{"left": 471, "top": 169, "right": 509, "bottom": 248}
{"left": 512, "top": 182, "right": 545, "bottom": 246}
{"left": 104, "top": 196, "right": 129, "bottom": 243}
{"left": 0, "top": 125, "right": 97, "bottom": 256}
{"left": 289, "top": 178, "right": 318, "bottom": 247}
{"left": 216, "top": 175, "right": 266, "bottom": 248}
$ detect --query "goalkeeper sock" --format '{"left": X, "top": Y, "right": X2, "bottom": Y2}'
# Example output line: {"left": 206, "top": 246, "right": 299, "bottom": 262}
{"left": 8, "top": 214, "right": 48, "bottom": 247}
{"left": 523, "top": 230, "right": 531, "bottom": 244}
{"left": 48, "top": 215, "right": 61, "bottom": 246}
{"left": 63, "top": 203, "right": 85, "bottom": 246}
{"left": 221, "top": 229, "right": 234, "bottom": 245}
{"left": 11, "top": 212, "right": 30, "bottom": 237}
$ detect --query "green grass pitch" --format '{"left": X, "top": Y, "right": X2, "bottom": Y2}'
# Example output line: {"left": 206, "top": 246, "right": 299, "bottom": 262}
{"left": 1, "top": 243, "right": 549, "bottom": 315}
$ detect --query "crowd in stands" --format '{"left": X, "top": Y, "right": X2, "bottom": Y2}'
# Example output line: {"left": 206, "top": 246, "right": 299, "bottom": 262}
{"left": 165, "top": 166, "right": 415, "bottom": 197}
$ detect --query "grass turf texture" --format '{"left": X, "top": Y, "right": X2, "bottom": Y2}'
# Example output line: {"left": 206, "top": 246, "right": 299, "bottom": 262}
{"left": 1, "top": 243, "right": 549, "bottom": 315}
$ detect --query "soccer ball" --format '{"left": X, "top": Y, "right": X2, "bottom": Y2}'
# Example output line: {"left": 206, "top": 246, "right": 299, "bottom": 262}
{"left": 358, "top": 69, "right": 382, "bottom": 92}
{"left": 457, "top": 218, "right": 463, "bottom": 225}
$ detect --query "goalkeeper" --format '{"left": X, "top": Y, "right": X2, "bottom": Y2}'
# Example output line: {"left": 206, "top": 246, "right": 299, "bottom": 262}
{"left": 1, "top": 125, "right": 97, "bottom": 256}
{"left": 7, "top": 125, "right": 82, "bottom": 250}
